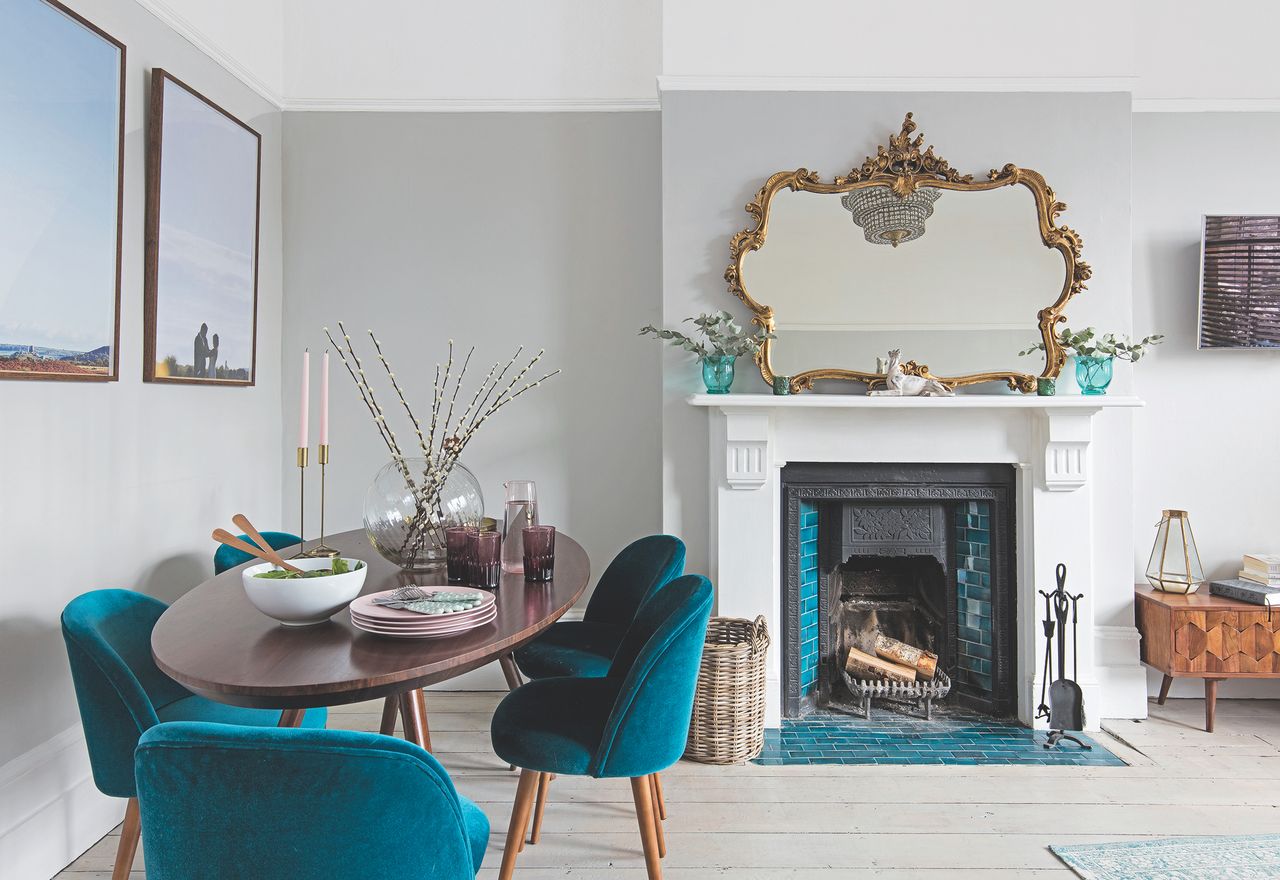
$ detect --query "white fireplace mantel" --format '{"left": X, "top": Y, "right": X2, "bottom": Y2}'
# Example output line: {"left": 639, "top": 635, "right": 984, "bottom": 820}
{"left": 690, "top": 394, "right": 1143, "bottom": 493}
{"left": 688, "top": 392, "right": 1148, "bottom": 729}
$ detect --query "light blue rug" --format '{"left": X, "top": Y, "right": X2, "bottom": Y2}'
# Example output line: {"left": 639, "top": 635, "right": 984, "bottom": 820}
{"left": 1051, "top": 835, "right": 1280, "bottom": 879}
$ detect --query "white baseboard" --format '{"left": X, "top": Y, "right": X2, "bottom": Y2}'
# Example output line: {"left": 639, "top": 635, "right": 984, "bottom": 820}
{"left": 1094, "top": 625, "right": 1149, "bottom": 720}
{"left": 0, "top": 724, "right": 122, "bottom": 880}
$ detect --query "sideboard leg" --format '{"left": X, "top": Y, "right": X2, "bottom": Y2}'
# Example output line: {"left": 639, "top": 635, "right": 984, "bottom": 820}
{"left": 1157, "top": 674, "right": 1173, "bottom": 705}
{"left": 1204, "top": 678, "right": 1224, "bottom": 733}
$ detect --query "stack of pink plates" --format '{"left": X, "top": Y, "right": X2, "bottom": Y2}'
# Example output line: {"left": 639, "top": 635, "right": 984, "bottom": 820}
{"left": 349, "top": 587, "right": 497, "bottom": 639}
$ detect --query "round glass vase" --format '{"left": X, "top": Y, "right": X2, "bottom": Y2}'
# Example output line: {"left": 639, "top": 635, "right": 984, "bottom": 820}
{"left": 701, "top": 354, "right": 736, "bottom": 394}
{"left": 363, "top": 456, "right": 485, "bottom": 571}
{"left": 1074, "top": 355, "right": 1114, "bottom": 396}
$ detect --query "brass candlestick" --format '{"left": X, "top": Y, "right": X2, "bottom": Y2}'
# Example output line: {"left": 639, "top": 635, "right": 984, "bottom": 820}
{"left": 302, "top": 444, "right": 339, "bottom": 559}
{"left": 291, "top": 446, "right": 309, "bottom": 558}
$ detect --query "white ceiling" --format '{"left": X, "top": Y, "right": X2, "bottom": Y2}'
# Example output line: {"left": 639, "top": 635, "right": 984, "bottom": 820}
{"left": 138, "top": 0, "right": 1280, "bottom": 110}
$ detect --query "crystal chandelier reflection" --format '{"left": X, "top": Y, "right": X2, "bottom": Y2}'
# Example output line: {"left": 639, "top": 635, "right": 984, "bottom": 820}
{"left": 841, "top": 186, "right": 941, "bottom": 247}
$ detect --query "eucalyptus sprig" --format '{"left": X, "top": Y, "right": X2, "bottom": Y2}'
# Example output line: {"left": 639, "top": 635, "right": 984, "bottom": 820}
{"left": 639, "top": 311, "right": 773, "bottom": 361}
{"left": 1019, "top": 326, "right": 1165, "bottom": 363}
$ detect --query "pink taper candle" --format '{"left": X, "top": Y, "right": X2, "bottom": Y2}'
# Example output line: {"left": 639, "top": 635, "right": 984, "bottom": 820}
{"left": 319, "top": 350, "right": 330, "bottom": 446}
{"left": 298, "top": 349, "right": 310, "bottom": 448}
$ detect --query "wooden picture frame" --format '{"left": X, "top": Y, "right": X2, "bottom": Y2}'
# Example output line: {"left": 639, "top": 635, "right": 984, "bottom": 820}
{"left": 144, "top": 68, "right": 261, "bottom": 386}
{"left": 0, "top": 0, "right": 125, "bottom": 381}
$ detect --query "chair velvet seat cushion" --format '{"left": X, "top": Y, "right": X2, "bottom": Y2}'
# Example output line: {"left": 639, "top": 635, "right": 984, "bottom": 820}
{"left": 156, "top": 695, "right": 327, "bottom": 730}
{"left": 512, "top": 620, "right": 622, "bottom": 680}
{"left": 490, "top": 677, "right": 617, "bottom": 775}
{"left": 458, "top": 793, "right": 490, "bottom": 871}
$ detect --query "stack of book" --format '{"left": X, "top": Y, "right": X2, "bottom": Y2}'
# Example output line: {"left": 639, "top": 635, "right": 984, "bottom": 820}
{"left": 1210, "top": 554, "right": 1280, "bottom": 606}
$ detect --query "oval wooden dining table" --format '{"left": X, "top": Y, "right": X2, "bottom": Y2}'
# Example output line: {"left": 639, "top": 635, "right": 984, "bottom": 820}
{"left": 152, "top": 528, "right": 589, "bottom": 751}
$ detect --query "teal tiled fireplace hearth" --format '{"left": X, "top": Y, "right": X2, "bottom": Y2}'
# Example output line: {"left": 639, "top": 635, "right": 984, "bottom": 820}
{"left": 782, "top": 463, "right": 1017, "bottom": 719}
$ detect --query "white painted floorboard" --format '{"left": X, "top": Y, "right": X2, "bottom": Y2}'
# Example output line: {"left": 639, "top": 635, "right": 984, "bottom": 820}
{"left": 56, "top": 693, "right": 1280, "bottom": 878}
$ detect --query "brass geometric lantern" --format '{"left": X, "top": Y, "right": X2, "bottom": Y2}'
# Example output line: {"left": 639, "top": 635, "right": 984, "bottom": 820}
{"left": 1146, "top": 509, "right": 1205, "bottom": 594}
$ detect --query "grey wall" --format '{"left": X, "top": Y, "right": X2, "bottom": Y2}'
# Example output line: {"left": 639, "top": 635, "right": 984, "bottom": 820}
{"left": 0, "top": 0, "right": 283, "bottom": 769}
{"left": 661, "top": 91, "right": 1135, "bottom": 579}
{"left": 281, "top": 112, "right": 663, "bottom": 623}
{"left": 1133, "top": 112, "right": 1280, "bottom": 698}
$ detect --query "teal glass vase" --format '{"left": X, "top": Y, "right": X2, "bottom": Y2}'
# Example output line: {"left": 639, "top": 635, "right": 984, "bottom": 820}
{"left": 701, "top": 354, "right": 736, "bottom": 394}
{"left": 1074, "top": 355, "right": 1114, "bottom": 395}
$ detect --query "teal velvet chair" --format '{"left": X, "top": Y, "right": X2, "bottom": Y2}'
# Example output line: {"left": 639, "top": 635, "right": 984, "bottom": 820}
{"left": 491, "top": 574, "right": 713, "bottom": 880}
{"left": 213, "top": 530, "right": 301, "bottom": 573}
{"left": 513, "top": 534, "right": 686, "bottom": 681}
{"left": 62, "top": 589, "right": 326, "bottom": 880}
{"left": 135, "top": 722, "right": 488, "bottom": 879}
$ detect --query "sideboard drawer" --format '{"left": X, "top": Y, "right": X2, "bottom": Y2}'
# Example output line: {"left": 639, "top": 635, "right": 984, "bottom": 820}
{"left": 1169, "top": 609, "right": 1280, "bottom": 674}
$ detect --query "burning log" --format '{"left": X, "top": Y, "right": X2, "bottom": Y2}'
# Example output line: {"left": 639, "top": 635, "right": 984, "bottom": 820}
{"left": 874, "top": 634, "right": 938, "bottom": 681}
{"left": 844, "top": 647, "right": 916, "bottom": 684}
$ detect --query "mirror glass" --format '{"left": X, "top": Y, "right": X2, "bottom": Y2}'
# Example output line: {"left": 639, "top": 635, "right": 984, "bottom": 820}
{"left": 742, "top": 183, "right": 1064, "bottom": 382}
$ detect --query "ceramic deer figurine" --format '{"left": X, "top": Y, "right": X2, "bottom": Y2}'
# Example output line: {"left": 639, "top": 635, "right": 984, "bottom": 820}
{"left": 868, "top": 349, "right": 953, "bottom": 397}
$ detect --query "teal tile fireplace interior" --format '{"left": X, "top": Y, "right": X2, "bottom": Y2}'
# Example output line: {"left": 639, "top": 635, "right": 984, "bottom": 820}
{"left": 782, "top": 463, "right": 1016, "bottom": 720}
{"left": 954, "top": 501, "right": 994, "bottom": 695}
{"left": 798, "top": 500, "right": 820, "bottom": 697}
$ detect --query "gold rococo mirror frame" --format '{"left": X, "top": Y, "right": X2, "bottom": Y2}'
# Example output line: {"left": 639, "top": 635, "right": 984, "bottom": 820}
{"left": 724, "top": 113, "right": 1091, "bottom": 393}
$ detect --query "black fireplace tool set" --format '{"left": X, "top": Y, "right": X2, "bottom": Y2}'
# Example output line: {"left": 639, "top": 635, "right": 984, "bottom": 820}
{"left": 1037, "top": 563, "right": 1091, "bottom": 750}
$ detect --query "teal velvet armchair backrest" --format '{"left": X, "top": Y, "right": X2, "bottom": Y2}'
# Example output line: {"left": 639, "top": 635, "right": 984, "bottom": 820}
{"left": 135, "top": 722, "right": 485, "bottom": 880}
{"left": 582, "top": 534, "right": 686, "bottom": 628}
{"left": 61, "top": 589, "right": 192, "bottom": 798}
{"left": 213, "top": 530, "right": 301, "bottom": 574}
{"left": 589, "top": 574, "right": 713, "bottom": 779}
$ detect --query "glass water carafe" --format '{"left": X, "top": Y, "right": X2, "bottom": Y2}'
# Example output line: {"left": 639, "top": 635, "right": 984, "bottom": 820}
{"left": 501, "top": 480, "right": 538, "bottom": 574}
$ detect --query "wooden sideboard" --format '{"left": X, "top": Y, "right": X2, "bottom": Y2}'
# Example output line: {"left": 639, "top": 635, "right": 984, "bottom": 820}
{"left": 1134, "top": 582, "right": 1280, "bottom": 732}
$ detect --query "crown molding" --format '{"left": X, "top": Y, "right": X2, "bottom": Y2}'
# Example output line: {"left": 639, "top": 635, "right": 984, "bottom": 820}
{"left": 657, "top": 75, "right": 1137, "bottom": 94}
{"left": 281, "top": 96, "right": 660, "bottom": 112}
{"left": 1132, "top": 98, "right": 1280, "bottom": 113}
{"left": 132, "top": 0, "right": 284, "bottom": 107}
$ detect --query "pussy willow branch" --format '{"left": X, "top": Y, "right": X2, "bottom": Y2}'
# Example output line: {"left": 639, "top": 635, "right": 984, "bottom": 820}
{"left": 333, "top": 328, "right": 560, "bottom": 564}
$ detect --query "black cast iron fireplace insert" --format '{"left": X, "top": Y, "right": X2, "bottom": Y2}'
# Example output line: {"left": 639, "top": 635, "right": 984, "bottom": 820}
{"left": 781, "top": 462, "right": 1017, "bottom": 718}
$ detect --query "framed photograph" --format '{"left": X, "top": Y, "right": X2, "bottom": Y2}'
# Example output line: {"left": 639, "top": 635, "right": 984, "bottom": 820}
{"left": 0, "top": 0, "right": 124, "bottom": 381}
{"left": 1199, "top": 214, "right": 1280, "bottom": 349}
{"left": 144, "top": 68, "right": 261, "bottom": 385}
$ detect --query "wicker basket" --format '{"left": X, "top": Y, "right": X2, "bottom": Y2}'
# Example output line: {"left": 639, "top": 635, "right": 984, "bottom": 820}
{"left": 684, "top": 615, "right": 770, "bottom": 764}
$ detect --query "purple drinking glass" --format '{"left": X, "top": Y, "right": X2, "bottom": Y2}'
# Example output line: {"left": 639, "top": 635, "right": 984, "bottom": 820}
{"left": 522, "top": 525, "right": 555, "bottom": 582}
{"left": 469, "top": 530, "right": 501, "bottom": 590}
{"left": 445, "top": 526, "right": 470, "bottom": 583}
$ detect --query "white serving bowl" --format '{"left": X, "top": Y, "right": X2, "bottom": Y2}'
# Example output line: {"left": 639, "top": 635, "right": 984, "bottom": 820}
{"left": 242, "top": 557, "right": 367, "bottom": 626}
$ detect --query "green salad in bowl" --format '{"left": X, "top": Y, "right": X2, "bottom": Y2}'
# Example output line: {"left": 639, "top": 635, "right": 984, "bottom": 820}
{"left": 253, "top": 558, "right": 365, "bottom": 579}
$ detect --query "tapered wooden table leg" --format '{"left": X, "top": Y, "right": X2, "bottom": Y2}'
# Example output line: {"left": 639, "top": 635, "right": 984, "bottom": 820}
{"left": 630, "top": 776, "right": 663, "bottom": 880}
{"left": 499, "top": 653, "right": 523, "bottom": 691}
{"left": 499, "top": 769, "right": 540, "bottom": 880}
{"left": 651, "top": 772, "right": 667, "bottom": 820}
{"left": 528, "top": 772, "right": 550, "bottom": 845}
{"left": 1157, "top": 674, "right": 1173, "bottom": 705}
{"left": 111, "top": 797, "right": 141, "bottom": 880}
{"left": 398, "top": 688, "right": 433, "bottom": 751}
{"left": 277, "top": 708, "right": 305, "bottom": 727}
{"left": 1205, "top": 678, "right": 1224, "bottom": 732}
{"left": 379, "top": 697, "right": 399, "bottom": 735}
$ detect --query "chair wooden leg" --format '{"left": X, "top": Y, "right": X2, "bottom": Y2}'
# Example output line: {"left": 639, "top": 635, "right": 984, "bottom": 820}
{"left": 651, "top": 772, "right": 667, "bottom": 821}
{"left": 498, "top": 769, "right": 540, "bottom": 880}
{"left": 111, "top": 797, "right": 141, "bottom": 880}
{"left": 1157, "top": 674, "right": 1173, "bottom": 706}
{"left": 277, "top": 708, "right": 305, "bottom": 727}
{"left": 649, "top": 775, "right": 666, "bottom": 858}
{"left": 499, "top": 653, "right": 523, "bottom": 690}
{"left": 528, "top": 772, "right": 551, "bottom": 845}
{"left": 398, "top": 689, "right": 433, "bottom": 752}
{"left": 379, "top": 696, "right": 399, "bottom": 735}
{"left": 629, "top": 776, "right": 663, "bottom": 880}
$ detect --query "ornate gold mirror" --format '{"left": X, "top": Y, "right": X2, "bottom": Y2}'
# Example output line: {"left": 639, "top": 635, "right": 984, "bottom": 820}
{"left": 725, "top": 113, "right": 1090, "bottom": 393}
